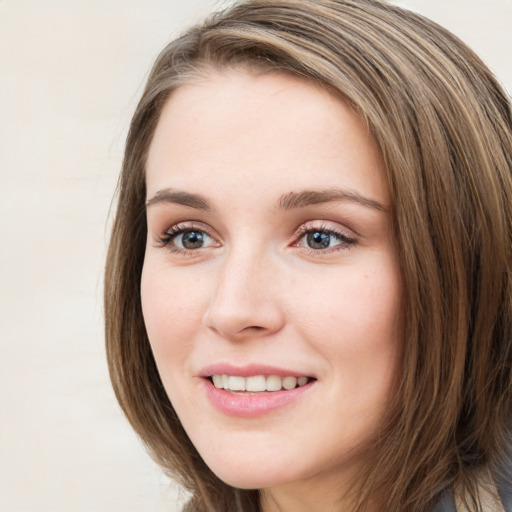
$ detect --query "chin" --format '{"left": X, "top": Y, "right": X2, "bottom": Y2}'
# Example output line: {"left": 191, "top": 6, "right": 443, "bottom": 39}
{"left": 214, "top": 470, "right": 292, "bottom": 491}
{"left": 203, "top": 452, "right": 301, "bottom": 490}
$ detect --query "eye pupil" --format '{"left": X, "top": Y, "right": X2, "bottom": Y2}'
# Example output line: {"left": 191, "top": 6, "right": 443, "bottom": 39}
{"left": 307, "top": 231, "right": 330, "bottom": 249}
{"left": 182, "top": 231, "right": 204, "bottom": 249}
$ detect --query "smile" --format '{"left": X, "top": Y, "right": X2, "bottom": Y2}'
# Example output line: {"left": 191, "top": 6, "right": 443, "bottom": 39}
{"left": 211, "top": 374, "right": 311, "bottom": 392}
{"left": 202, "top": 372, "right": 316, "bottom": 417}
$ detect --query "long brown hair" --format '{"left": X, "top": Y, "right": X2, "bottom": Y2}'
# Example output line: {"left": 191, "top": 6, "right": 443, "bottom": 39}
{"left": 105, "top": 1, "right": 512, "bottom": 510}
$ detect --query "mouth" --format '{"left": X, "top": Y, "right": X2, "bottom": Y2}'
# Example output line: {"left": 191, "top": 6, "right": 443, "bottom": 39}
{"left": 199, "top": 364, "right": 316, "bottom": 416}
{"left": 208, "top": 374, "right": 314, "bottom": 393}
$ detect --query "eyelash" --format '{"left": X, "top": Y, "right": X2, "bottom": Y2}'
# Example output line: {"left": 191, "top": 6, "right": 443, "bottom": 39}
{"left": 293, "top": 223, "right": 356, "bottom": 254}
{"left": 155, "top": 222, "right": 213, "bottom": 255}
{"left": 155, "top": 221, "right": 356, "bottom": 255}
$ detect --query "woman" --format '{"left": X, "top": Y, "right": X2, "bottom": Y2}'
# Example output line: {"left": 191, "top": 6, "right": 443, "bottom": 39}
{"left": 104, "top": 0, "right": 512, "bottom": 510}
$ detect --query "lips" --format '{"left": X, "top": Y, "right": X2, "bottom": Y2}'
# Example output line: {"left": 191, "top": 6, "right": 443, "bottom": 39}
{"left": 199, "top": 363, "right": 316, "bottom": 416}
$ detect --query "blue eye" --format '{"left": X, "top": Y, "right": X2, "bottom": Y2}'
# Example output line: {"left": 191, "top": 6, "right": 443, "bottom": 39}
{"left": 306, "top": 231, "right": 334, "bottom": 249}
{"left": 297, "top": 226, "right": 356, "bottom": 251}
{"left": 175, "top": 230, "right": 211, "bottom": 249}
{"left": 158, "top": 225, "right": 216, "bottom": 252}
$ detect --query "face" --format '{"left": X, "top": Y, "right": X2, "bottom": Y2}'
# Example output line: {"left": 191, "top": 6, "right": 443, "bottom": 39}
{"left": 141, "top": 69, "right": 402, "bottom": 505}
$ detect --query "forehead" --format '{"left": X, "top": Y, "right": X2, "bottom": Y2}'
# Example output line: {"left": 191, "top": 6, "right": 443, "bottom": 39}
{"left": 146, "top": 69, "right": 390, "bottom": 207}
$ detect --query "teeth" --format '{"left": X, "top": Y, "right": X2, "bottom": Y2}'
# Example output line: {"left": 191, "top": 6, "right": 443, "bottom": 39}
{"left": 228, "top": 376, "right": 245, "bottom": 391}
{"left": 211, "top": 374, "right": 310, "bottom": 392}
{"left": 212, "top": 375, "right": 223, "bottom": 388}
{"left": 282, "top": 376, "right": 297, "bottom": 390}
{"left": 266, "top": 375, "right": 282, "bottom": 391}
{"left": 246, "top": 375, "right": 266, "bottom": 392}
{"left": 298, "top": 376, "right": 308, "bottom": 387}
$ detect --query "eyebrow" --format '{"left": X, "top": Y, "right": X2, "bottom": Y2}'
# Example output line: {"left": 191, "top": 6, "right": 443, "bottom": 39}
{"left": 278, "top": 189, "right": 389, "bottom": 212}
{"left": 146, "top": 188, "right": 213, "bottom": 211}
{"left": 146, "top": 187, "right": 389, "bottom": 213}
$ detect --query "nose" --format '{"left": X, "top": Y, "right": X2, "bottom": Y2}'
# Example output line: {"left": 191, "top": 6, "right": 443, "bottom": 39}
{"left": 203, "top": 248, "right": 285, "bottom": 341}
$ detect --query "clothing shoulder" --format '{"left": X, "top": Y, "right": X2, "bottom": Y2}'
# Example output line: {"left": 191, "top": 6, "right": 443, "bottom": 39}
{"left": 432, "top": 467, "right": 512, "bottom": 512}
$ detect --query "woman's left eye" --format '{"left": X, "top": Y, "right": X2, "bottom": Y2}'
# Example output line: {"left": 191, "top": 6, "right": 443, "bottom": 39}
{"left": 296, "top": 226, "right": 356, "bottom": 251}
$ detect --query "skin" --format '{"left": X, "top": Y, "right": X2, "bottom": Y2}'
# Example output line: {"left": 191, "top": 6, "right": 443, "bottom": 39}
{"left": 141, "top": 69, "right": 403, "bottom": 512}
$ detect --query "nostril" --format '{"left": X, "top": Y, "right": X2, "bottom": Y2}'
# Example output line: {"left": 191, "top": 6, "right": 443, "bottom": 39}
{"left": 203, "top": 295, "right": 285, "bottom": 340}
{"left": 241, "top": 326, "right": 266, "bottom": 334}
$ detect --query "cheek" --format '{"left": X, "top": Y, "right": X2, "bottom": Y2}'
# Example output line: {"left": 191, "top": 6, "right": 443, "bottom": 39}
{"left": 291, "top": 265, "right": 401, "bottom": 338}
{"left": 289, "top": 264, "right": 402, "bottom": 390}
{"left": 140, "top": 260, "right": 207, "bottom": 366}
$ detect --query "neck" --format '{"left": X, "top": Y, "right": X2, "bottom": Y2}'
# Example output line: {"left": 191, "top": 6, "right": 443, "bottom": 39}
{"left": 259, "top": 471, "right": 374, "bottom": 512}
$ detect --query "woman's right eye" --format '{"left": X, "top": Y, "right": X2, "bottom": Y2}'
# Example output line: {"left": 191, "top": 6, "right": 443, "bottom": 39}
{"left": 173, "top": 230, "right": 213, "bottom": 249}
{"left": 157, "top": 225, "right": 217, "bottom": 253}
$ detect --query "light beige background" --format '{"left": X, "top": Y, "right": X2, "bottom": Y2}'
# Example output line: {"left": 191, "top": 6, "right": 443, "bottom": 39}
{"left": 0, "top": 1, "right": 510, "bottom": 511}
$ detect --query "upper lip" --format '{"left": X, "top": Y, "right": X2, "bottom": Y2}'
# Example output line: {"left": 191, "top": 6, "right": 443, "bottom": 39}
{"left": 198, "top": 363, "right": 314, "bottom": 379}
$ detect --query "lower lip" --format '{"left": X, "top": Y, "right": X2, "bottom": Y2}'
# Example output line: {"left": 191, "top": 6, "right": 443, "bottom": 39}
{"left": 202, "top": 379, "right": 314, "bottom": 417}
